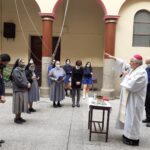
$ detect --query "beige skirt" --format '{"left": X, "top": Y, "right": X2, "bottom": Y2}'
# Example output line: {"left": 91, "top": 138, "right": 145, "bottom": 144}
{"left": 13, "top": 91, "right": 28, "bottom": 114}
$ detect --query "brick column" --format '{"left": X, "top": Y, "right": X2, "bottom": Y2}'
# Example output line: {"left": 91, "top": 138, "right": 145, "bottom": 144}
{"left": 101, "top": 16, "right": 119, "bottom": 99}
{"left": 40, "top": 14, "right": 54, "bottom": 97}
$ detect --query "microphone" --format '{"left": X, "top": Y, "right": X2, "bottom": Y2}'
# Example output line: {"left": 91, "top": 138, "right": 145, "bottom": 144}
{"left": 120, "top": 66, "right": 129, "bottom": 78}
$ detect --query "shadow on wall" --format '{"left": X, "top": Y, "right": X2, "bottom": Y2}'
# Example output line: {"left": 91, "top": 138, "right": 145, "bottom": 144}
{"left": 92, "top": 67, "right": 103, "bottom": 91}
{"left": 93, "top": 67, "right": 121, "bottom": 98}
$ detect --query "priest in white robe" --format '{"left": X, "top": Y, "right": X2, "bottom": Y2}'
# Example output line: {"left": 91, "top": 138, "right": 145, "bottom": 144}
{"left": 105, "top": 53, "right": 148, "bottom": 146}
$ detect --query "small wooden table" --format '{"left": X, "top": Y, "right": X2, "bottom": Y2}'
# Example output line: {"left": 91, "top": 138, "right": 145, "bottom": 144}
{"left": 88, "top": 98, "right": 112, "bottom": 142}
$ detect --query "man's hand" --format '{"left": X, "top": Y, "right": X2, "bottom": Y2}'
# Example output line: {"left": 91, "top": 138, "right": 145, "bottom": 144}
{"left": 76, "top": 82, "right": 80, "bottom": 85}
{"left": 37, "top": 76, "right": 40, "bottom": 80}
{"left": 0, "top": 96, "right": 6, "bottom": 103}
{"left": 32, "top": 75, "right": 36, "bottom": 79}
{"left": 28, "top": 83, "right": 31, "bottom": 88}
{"left": 104, "top": 52, "right": 111, "bottom": 58}
{"left": 104, "top": 52, "right": 116, "bottom": 60}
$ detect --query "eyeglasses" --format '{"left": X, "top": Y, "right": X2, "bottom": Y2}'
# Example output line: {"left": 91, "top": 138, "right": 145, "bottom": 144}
{"left": 130, "top": 60, "right": 135, "bottom": 63}
{"left": 130, "top": 59, "right": 136, "bottom": 63}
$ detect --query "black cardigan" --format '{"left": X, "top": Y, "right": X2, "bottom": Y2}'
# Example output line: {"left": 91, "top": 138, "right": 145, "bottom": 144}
{"left": 71, "top": 67, "right": 83, "bottom": 89}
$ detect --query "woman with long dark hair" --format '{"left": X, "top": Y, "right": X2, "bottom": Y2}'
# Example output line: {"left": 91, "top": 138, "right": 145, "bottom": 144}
{"left": 82, "top": 62, "right": 93, "bottom": 99}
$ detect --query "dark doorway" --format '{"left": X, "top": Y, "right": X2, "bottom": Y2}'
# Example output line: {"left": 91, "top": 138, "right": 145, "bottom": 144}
{"left": 52, "top": 37, "right": 61, "bottom": 61}
{"left": 30, "top": 36, "right": 61, "bottom": 86}
{"left": 30, "top": 36, "right": 42, "bottom": 86}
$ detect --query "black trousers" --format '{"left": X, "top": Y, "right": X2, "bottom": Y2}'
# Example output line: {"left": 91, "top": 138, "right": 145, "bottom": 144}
{"left": 145, "top": 87, "right": 150, "bottom": 120}
{"left": 72, "top": 88, "right": 81, "bottom": 105}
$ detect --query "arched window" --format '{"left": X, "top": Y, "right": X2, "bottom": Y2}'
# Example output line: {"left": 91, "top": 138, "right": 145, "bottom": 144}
{"left": 133, "top": 10, "right": 150, "bottom": 47}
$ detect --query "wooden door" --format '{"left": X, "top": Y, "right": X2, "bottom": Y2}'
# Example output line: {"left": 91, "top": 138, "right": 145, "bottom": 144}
{"left": 30, "top": 36, "right": 61, "bottom": 86}
{"left": 30, "top": 36, "right": 42, "bottom": 86}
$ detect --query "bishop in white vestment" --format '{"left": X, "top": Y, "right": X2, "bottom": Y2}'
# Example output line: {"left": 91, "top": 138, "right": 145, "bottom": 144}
{"left": 105, "top": 53, "right": 148, "bottom": 146}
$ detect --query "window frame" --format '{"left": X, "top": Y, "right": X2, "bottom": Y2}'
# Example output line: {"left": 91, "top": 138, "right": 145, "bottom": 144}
{"left": 133, "top": 10, "right": 150, "bottom": 47}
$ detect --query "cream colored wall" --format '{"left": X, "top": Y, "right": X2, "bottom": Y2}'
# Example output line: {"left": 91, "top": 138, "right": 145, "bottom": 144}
{"left": 35, "top": 0, "right": 57, "bottom": 13}
{"left": 114, "top": 0, "right": 150, "bottom": 96}
{"left": 115, "top": 0, "right": 150, "bottom": 62}
{"left": 102, "top": 0, "right": 126, "bottom": 15}
{"left": 1, "top": 0, "right": 41, "bottom": 64}
{"left": 1, "top": 0, "right": 104, "bottom": 67}
{"left": 35, "top": 0, "right": 127, "bottom": 16}
{"left": 54, "top": 0, "right": 104, "bottom": 67}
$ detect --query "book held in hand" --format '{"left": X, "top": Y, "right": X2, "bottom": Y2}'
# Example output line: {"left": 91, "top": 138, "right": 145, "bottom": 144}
{"left": 57, "top": 76, "right": 64, "bottom": 81}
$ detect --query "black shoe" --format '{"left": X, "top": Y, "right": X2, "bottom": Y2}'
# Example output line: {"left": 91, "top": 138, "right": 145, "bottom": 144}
{"left": 122, "top": 135, "right": 139, "bottom": 146}
{"left": 72, "top": 104, "right": 75, "bottom": 107}
{"left": 57, "top": 102, "right": 62, "bottom": 107}
{"left": 146, "top": 123, "right": 150, "bottom": 127}
{"left": 53, "top": 102, "right": 57, "bottom": 108}
{"left": 0, "top": 140, "right": 5, "bottom": 144}
{"left": 27, "top": 110, "right": 31, "bottom": 114}
{"left": 142, "top": 119, "right": 150, "bottom": 123}
{"left": 19, "top": 117, "right": 26, "bottom": 123}
{"left": 29, "top": 108, "right": 36, "bottom": 112}
{"left": 14, "top": 118, "right": 23, "bottom": 124}
{"left": 76, "top": 104, "right": 80, "bottom": 107}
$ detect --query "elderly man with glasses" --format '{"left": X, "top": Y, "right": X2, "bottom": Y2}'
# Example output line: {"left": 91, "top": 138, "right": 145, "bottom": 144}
{"left": 105, "top": 53, "right": 148, "bottom": 146}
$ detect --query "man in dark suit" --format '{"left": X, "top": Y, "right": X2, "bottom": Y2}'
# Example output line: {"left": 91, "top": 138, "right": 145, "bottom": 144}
{"left": 0, "top": 53, "right": 11, "bottom": 147}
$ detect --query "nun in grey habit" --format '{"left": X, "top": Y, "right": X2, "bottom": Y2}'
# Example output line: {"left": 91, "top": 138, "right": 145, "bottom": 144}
{"left": 49, "top": 61, "right": 66, "bottom": 107}
{"left": 10, "top": 58, "right": 31, "bottom": 124}
{"left": 25, "top": 59, "right": 40, "bottom": 112}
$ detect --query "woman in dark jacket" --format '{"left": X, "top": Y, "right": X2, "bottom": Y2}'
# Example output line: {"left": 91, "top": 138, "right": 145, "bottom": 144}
{"left": 71, "top": 60, "right": 83, "bottom": 107}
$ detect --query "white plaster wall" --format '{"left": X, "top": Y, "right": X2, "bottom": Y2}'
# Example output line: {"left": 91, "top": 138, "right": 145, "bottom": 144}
{"left": 1, "top": 0, "right": 41, "bottom": 64}
{"left": 35, "top": 0, "right": 58, "bottom": 13}
{"left": 114, "top": 0, "right": 150, "bottom": 96}
{"left": 35, "top": 0, "right": 127, "bottom": 16}
{"left": 102, "top": 0, "right": 126, "bottom": 15}
{"left": 115, "top": 0, "right": 150, "bottom": 62}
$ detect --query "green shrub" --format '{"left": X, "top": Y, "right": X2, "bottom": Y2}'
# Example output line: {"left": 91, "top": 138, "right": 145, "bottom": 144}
{"left": 3, "top": 67, "right": 12, "bottom": 82}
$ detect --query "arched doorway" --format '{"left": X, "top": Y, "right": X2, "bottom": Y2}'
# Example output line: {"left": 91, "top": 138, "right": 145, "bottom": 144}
{"left": 53, "top": 0, "right": 105, "bottom": 90}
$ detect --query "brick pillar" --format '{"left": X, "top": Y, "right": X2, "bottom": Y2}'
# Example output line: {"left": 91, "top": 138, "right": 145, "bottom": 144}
{"left": 101, "top": 16, "right": 119, "bottom": 99}
{"left": 40, "top": 14, "right": 54, "bottom": 97}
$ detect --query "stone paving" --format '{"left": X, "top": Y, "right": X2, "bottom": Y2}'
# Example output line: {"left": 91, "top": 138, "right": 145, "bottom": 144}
{"left": 0, "top": 96, "right": 150, "bottom": 150}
